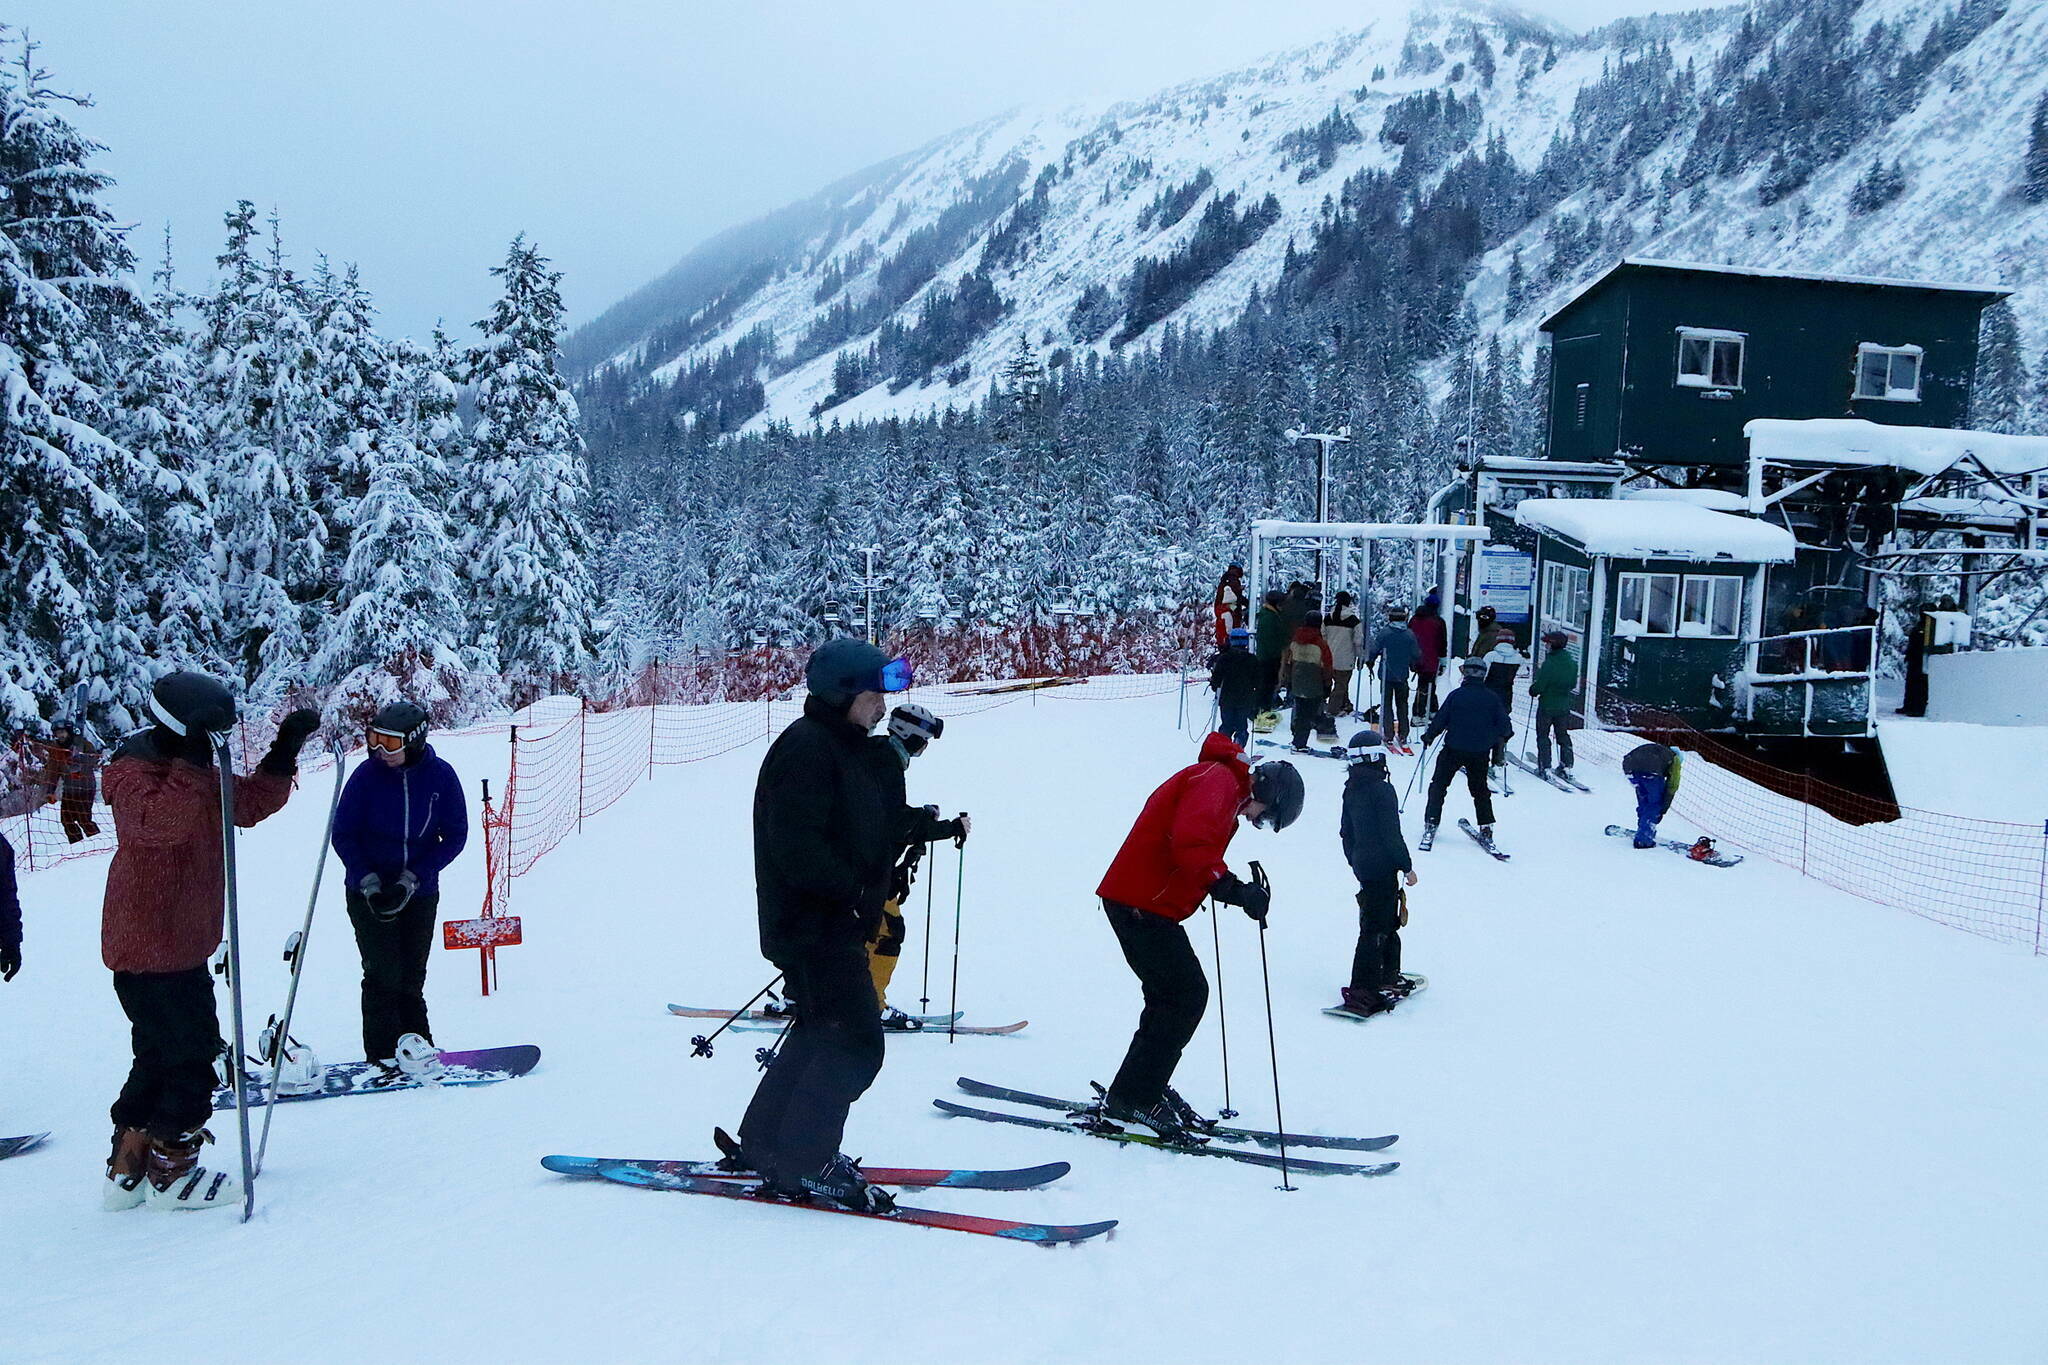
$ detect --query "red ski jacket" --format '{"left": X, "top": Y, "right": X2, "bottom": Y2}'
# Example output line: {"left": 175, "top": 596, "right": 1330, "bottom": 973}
{"left": 101, "top": 736, "right": 293, "bottom": 974}
{"left": 1096, "top": 732, "right": 1251, "bottom": 922}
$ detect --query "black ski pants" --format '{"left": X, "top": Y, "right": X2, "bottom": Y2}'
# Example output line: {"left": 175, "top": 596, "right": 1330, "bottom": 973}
{"left": 1290, "top": 695, "right": 1323, "bottom": 748}
{"left": 347, "top": 890, "right": 439, "bottom": 1062}
{"left": 1218, "top": 703, "right": 1252, "bottom": 748}
{"left": 1424, "top": 746, "right": 1495, "bottom": 828}
{"left": 1535, "top": 712, "right": 1574, "bottom": 771}
{"left": 739, "top": 941, "right": 885, "bottom": 1185}
{"left": 1103, "top": 899, "right": 1208, "bottom": 1111}
{"left": 1257, "top": 656, "right": 1282, "bottom": 711}
{"left": 1379, "top": 675, "right": 1411, "bottom": 743}
{"left": 110, "top": 966, "right": 222, "bottom": 1141}
{"left": 1348, "top": 878, "right": 1403, "bottom": 993}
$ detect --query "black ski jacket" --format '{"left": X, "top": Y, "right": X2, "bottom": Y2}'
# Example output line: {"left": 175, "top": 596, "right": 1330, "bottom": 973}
{"left": 1207, "top": 647, "right": 1261, "bottom": 712}
{"left": 865, "top": 735, "right": 961, "bottom": 903}
{"left": 1339, "top": 764, "right": 1410, "bottom": 883}
{"left": 754, "top": 696, "right": 902, "bottom": 963}
{"left": 1420, "top": 678, "right": 1513, "bottom": 754}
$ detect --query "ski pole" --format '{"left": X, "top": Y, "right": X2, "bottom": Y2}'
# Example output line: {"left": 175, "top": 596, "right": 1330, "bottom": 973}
{"left": 1400, "top": 737, "right": 1434, "bottom": 812}
{"left": 214, "top": 734, "right": 257, "bottom": 1222}
{"left": 918, "top": 845, "right": 936, "bottom": 1014}
{"left": 1247, "top": 861, "right": 1294, "bottom": 1192}
{"left": 947, "top": 839, "right": 966, "bottom": 1043}
{"left": 254, "top": 740, "right": 348, "bottom": 1176}
{"left": 689, "top": 973, "right": 783, "bottom": 1059}
{"left": 1208, "top": 900, "right": 1237, "bottom": 1119}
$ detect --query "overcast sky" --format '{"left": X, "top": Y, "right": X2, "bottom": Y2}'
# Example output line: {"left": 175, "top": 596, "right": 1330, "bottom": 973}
{"left": 23, "top": 0, "right": 1672, "bottom": 340}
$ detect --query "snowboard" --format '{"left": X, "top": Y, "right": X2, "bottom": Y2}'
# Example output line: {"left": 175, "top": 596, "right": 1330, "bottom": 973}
{"left": 1604, "top": 826, "right": 1744, "bottom": 867}
{"left": 1, "top": 1132, "right": 49, "bottom": 1160}
{"left": 213, "top": 1045, "right": 540, "bottom": 1109}
{"left": 1322, "top": 975, "right": 1429, "bottom": 1024}
{"left": 541, "top": 1152, "right": 1070, "bottom": 1191}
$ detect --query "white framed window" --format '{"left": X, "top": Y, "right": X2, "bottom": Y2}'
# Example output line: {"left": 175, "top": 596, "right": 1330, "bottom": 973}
{"left": 1676, "top": 327, "right": 1745, "bottom": 390}
{"left": 1678, "top": 575, "right": 1742, "bottom": 638}
{"left": 1618, "top": 572, "right": 1742, "bottom": 638}
{"left": 1854, "top": 343, "right": 1922, "bottom": 402}
{"left": 1541, "top": 563, "right": 1590, "bottom": 632}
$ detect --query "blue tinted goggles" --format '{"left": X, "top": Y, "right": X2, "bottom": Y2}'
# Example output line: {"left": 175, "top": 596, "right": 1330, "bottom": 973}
{"left": 877, "top": 657, "right": 915, "bottom": 693}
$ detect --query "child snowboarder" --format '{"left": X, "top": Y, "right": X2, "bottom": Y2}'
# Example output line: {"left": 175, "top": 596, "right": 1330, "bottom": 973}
{"left": 1622, "top": 741, "right": 1684, "bottom": 848}
{"left": 1331, "top": 731, "right": 1418, "bottom": 1019}
{"left": 1207, "top": 627, "right": 1261, "bottom": 747}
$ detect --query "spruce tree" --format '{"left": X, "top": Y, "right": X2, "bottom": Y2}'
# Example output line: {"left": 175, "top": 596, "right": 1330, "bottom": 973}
{"left": 459, "top": 236, "right": 595, "bottom": 688}
{"left": 2024, "top": 92, "right": 2048, "bottom": 205}
{"left": 1971, "top": 301, "right": 2027, "bottom": 433}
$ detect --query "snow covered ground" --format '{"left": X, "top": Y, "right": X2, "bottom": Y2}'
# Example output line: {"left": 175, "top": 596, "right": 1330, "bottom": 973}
{"left": 11, "top": 687, "right": 2048, "bottom": 1364}
{"left": 1878, "top": 715, "right": 2048, "bottom": 822}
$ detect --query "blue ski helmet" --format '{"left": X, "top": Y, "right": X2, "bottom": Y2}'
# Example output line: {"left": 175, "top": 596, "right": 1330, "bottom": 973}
{"left": 805, "top": 638, "right": 914, "bottom": 705}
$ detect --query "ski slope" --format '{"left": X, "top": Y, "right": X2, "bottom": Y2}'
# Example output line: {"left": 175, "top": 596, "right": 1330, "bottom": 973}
{"left": 9, "top": 687, "right": 2048, "bottom": 1364}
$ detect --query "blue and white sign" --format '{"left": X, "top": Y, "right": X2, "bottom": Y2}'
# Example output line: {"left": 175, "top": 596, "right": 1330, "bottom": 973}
{"left": 1474, "top": 546, "right": 1533, "bottom": 624}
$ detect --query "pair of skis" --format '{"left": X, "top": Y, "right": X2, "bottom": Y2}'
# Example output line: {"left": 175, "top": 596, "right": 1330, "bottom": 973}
{"left": 1418, "top": 819, "right": 1510, "bottom": 861}
{"left": 1504, "top": 752, "right": 1592, "bottom": 794}
{"left": 665, "top": 1004, "right": 1026, "bottom": 1036}
{"left": 1, "top": 1132, "right": 48, "bottom": 1161}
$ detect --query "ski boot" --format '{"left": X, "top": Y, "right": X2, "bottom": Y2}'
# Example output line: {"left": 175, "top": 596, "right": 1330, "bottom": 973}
{"left": 879, "top": 1006, "right": 924, "bottom": 1032}
{"left": 1159, "top": 1085, "right": 1221, "bottom": 1135}
{"left": 760, "top": 993, "right": 796, "bottom": 1019}
{"left": 144, "top": 1128, "right": 242, "bottom": 1211}
{"left": 1418, "top": 822, "right": 1438, "bottom": 851}
{"left": 798, "top": 1154, "right": 896, "bottom": 1214}
{"left": 103, "top": 1126, "right": 151, "bottom": 1212}
{"left": 711, "top": 1126, "right": 754, "bottom": 1174}
{"left": 1330, "top": 985, "right": 1397, "bottom": 1020}
{"left": 393, "top": 1033, "right": 445, "bottom": 1084}
{"left": 1098, "top": 1092, "right": 1207, "bottom": 1145}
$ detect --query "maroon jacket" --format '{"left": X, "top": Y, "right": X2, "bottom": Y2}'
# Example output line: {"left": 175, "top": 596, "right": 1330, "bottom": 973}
{"left": 101, "top": 735, "right": 294, "bottom": 974}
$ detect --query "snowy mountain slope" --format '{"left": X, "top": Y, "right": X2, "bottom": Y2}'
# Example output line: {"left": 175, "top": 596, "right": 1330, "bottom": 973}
{"left": 11, "top": 689, "right": 2048, "bottom": 1364}
{"left": 573, "top": 0, "right": 2048, "bottom": 444}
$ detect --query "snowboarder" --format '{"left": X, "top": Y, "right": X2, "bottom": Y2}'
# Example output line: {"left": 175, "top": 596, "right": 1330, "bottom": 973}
{"left": 330, "top": 701, "right": 468, "bottom": 1081}
{"left": 1324, "top": 592, "right": 1362, "bottom": 718}
{"left": 100, "top": 672, "right": 318, "bottom": 1212}
{"left": 1418, "top": 659, "right": 1512, "bottom": 847}
{"left": 1409, "top": 592, "right": 1447, "bottom": 722}
{"left": 864, "top": 702, "right": 968, "bottom": 1025}
{"left": 40, "top": 721, "right": 102, "bottom": 843}
{"left": 737, "top": 638, "right": 916, "bottom": 1212}
{"left": 1365, "top": 605, "right": 1420, "bottom": 752}
{"left": 1095, "top": 736, "right": 1302, "bottom": 1140}
{"left": 1206, "top": 626, "right": 1261, "bottom": 747}
{"left": 1253, "top": 590, "right": 1288, "bottom": 713}
{"left": 1528, "top": 631, "right": 1578, "bottom": 778}
{"left": 1332, "top": 731, "right": 1417, "bottom": 1020}
{"left": 1284, "top": 612, "right": 1334, "bottom": 751}
{"left": 1621, "top": 741, "right": 1684, "bottom": 849}
{"left": 1, "top": 829, "right": 19, "bottom": 984}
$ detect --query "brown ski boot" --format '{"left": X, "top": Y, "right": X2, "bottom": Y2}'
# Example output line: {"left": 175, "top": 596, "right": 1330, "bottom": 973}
{"left": 103, "top": 1126, "right": 151, "bottom": 1212}
{"left": 144, "top": 1128, "right": 242, "bottom": 1212}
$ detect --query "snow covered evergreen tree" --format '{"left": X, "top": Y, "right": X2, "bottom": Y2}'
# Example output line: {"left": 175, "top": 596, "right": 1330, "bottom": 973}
{"left": 1971, "top": 301, "right": 2028, "bottom": 434}
{"left": 459, "top": 236, "right": 595, "bottom": 689}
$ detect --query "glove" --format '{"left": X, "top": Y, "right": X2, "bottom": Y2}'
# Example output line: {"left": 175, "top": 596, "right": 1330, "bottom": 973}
{"left": 1, "top": 941, "right": 19, "bottom": 982}
{"left": 261, "top": 708, "right": 322, "bottom": 776}
{"left": 1210, "top": 870, "right": 1269, "bottom": 921}
{"left": 364, "top": 870, "right": 419, "bottom": 921}
{"left": 940, "top": 813, "right": 971, "bottom": 845}
{"left": 1238, "top": 882, "right": 1271, "bottom": 924}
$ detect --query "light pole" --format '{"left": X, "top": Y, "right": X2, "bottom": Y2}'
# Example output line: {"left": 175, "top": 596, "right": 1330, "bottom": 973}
{"left": 856, "top": 544, "right": 883, "bottom": 645}
{"left": 1285, "top": 424, "right": 1352, "bottom": 586}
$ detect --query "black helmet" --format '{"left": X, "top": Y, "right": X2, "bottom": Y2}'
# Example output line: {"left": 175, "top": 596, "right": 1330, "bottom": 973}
{"left": 1342, "top": 729, "right": 1387, "bottom": 765}
{"left": 887, "top": 703, "right": 943, "bottom": 757}
{"left": 369, "top": 701, "right": 430, "bottom": 759}
{"left": 1248, "top": 760, "right": 1304, "bottom": 831}
{"left": 149, "top": 671, "right": 236, "bottom": 739}
{"left": 806, "top": 638, "right": 913, "bottom": 705}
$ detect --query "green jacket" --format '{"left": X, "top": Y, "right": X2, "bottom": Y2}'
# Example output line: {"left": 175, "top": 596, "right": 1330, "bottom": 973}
{"left": 1253, "top": 606, "right": 1288, "bottom": 661}
{"left": 1528, "top": 650, "right": 1579, "bottom": 717}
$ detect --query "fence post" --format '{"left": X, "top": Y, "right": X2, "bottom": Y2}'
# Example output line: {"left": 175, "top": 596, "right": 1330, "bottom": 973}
{"left": 646, "top": 704, "right": 656, "bottom": 780}
{"left": 577, "top": 701, "right": 587, "bottom": 833}
{"left": 1799, "top": 771, "right": 1810, "bottom": 875}
{"left": 2034, "top": 820, "right": 2047, "bottom": 957}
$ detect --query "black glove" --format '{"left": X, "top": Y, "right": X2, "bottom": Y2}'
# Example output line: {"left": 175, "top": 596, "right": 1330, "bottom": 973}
{"left": 1211, "top": 870, "right": 1269, "bottom": 920}
{"left": 938, "top": 813, "right": 970, "bottom": 846}
{"left": 362, "top": 870, "right": 418, "bottom": 921}
{"left": 261, "top": 708, "right": 321, "bottom": 775}
{"left": 1237, "top": 881, "right": 1271, "bottom": 923}
{"left": 1, "top": 941, "right": 19, "bottom": 982}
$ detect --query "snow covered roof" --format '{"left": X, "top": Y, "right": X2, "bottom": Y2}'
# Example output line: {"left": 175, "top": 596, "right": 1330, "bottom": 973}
{"left": 1250, "top": 520, "right": 1490, "bottom": 542}
{"left": 1513, "top": 498, "right": 1797, "bottom": 563}
{"left": 1623, "top": 487, "right": 1749, "bottom": 511}
{"left": 1541, "top": 258, "right": 2011, "bottom": 331}
{"left": 1744, "top": 419, "right": 2048, "bottom": 479}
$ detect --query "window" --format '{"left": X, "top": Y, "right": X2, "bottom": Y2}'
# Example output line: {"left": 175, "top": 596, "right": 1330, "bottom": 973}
{"left": 1541, "top": 563, "right": 1590, "bottom": 632}
{"left": 1854, "top": 343, "right": 1922, "bottom": 402}
{"left": 1679, "top": 576, "right": 1741, "bottom": 638}
{"left": 1676, "top": 328, "right": 1745, "bottom": 390}
{"left": 1618, "top": 572, "right": 1742, "bottom": 639}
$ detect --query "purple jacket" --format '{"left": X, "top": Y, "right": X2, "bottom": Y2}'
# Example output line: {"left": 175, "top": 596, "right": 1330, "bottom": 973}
{"left": 331, "top": 745, "right": 468, "bottom": 896}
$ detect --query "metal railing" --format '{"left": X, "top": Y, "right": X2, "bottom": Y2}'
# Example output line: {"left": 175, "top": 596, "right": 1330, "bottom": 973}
{"left": 1738, "top": 625, "right": 1879, "bottom": 737}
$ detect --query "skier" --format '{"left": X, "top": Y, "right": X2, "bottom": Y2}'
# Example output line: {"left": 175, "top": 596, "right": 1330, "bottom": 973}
{"left": 864, "top": 703, "right": 968, "bottom": 1026}
{"left": 40, "top": 721, "right": 102, "bottom": 843}
{"left": 1, "top": 828, "right": 19, "bottom": 984}
{"left": 1211, "top": 563, "right": 1248, "bottom": 648}
{"left": 1332, "top": 731, "right": 1417, "bottom": 1020}
{"left": 1528, "top": 631, "right": 1578, "bottom": 779}
{"left": 1206, "top": 626, "right": 1261, "bottom": 747}
{"left": 1284, "top": 612, "right": 1334, "bottom": 751}
{"left": 100, "top": 672, "right": 318, "bottom": 1212}
{"left": 1365, "top": 604, "right": 1420, "bottom": 753}
{"left": 1095, "top": 736, "right": 1302, "bottom": 1139}
{"left": 737, "top": 638, "right": 915, "bottom": 1212}
{"left": 1324, "top": 592, "right": 1362, "bottom": 718}
{"left": 1480, "top": 635, "right": 1528, "bottom": 768}
{"left": 1409, "top": 592, "right": 1447, "bottom": 722}
{"left": 1471, "top": 604, "right": 1513, "bottom": 659}
{"left": 1418, "top": 659, "right": 1511, "bottom": 848}
{"left": 1252, "top": 590, "right": 1288, "bottom": 715}
{"left": 330, "top": 701, "right": 468, "bottom": 1081}
{"left": 1622, "top": 741, "right": 1685, "bottom": 849}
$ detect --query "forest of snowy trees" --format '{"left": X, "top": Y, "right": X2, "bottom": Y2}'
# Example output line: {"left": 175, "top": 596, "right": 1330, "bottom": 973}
{"left": 0, "top": 38, "right": 593, "bottom": 737}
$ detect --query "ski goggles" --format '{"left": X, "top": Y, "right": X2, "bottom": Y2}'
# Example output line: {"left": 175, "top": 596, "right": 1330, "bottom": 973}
{"left": 874, "top": 657, "right": 915, "bottom": 693}
{"left": 366, "top": 729, "right": 410, "bottom": 753}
